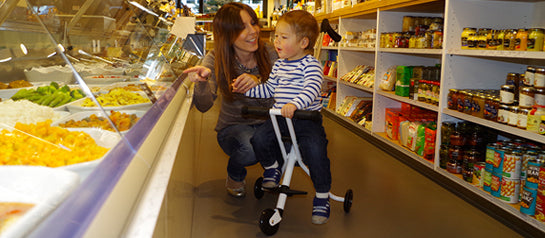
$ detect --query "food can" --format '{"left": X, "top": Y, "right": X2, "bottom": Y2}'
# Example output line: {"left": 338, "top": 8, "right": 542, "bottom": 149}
{"left": 520, "top": 186, "right": 537, "bottom": 215}
{"left": 539, "top": 164, "right": 545, "bottom": 194}
{"left": 527, "top": 159, "right": 545, "bottom": 189}
{"left": 522, "top": 149, "right": 539, "bottom": 178}
{"left": 485, "top": 143, "right": 497, "bottom": 164}
{"left": 473, "top": 162, "right": 486, "bottom": 188}
{"left": 500, "top": 177, "right": 521, "bottom": 203}
{"left": 535, "top": 194, "right": 545, "bottom": 222}
{"left": 483, "top": 163, "right": 493, "bottom": 192}
{"left": 502, "top": 149, "right": 522, "bottom": 179}
{"left": 490, "top": 171, "right": 502, "bottom": 197}
{"left": 493, "top": 146, "right": 507, "bottom": 174}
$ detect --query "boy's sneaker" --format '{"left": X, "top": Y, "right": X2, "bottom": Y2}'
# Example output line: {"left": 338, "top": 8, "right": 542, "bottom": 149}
{"left": 311, "top": 197, "right": 330, "bottom": 225}
{"left": 262, "top": 168, "right": 281, "bottom": 189}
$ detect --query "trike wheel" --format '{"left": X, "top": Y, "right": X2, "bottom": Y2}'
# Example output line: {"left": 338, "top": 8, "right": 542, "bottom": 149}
{"left": 259, "top": 208, "right": 280, "bottom": 236}
{"left": 254, "top": 177, "right": 264, "bottom": 199}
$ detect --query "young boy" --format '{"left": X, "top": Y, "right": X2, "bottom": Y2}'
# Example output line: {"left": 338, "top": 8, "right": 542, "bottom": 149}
{"left": 236, "top": 10, "right": 332, "bottom": 225}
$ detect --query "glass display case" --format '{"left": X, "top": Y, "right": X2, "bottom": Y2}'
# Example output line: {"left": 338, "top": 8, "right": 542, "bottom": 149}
{"left": 0, "top": 0, "right": 202, "bottom": 237}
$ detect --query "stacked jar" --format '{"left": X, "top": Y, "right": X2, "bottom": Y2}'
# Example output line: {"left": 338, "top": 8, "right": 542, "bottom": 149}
{"left": 461, "top": 27, "right": 544, "bottom": 51}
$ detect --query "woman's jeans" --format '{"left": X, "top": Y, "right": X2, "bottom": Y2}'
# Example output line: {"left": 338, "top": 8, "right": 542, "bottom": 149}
{"left": 251, "top": 115, "right": 331, "bottom": 193}
{"left": 217, "top": 124, "right": 261, "bottom": 182}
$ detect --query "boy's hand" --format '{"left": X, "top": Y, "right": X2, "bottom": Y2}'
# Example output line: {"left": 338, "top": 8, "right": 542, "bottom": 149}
{"left": 183, "top": 66, "right": 211, "bottom": 82}
{"left": 232, "top": 73, "right": 259, "bottom": 93}
{"left": 281, "top": 103, "right": 297, "bottom": 118}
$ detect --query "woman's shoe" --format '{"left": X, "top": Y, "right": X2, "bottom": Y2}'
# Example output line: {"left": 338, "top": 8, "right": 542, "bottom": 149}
{"left": 226, "top": 176, "right": 246, "bottom": 198}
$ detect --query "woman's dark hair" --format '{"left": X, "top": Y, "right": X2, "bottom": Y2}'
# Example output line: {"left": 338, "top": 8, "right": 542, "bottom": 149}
{"left": 212, "top": 2, "right": 272, "bottom": 101}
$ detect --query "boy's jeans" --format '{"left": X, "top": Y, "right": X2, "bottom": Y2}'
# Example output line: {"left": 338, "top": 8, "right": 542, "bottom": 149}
{"left": 251, "top": 115, "right": 331, "bottom": 193}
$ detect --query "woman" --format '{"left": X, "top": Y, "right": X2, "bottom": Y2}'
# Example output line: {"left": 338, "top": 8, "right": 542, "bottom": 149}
{"left": 183, "top": 2, "right": 278, "bottom": 198}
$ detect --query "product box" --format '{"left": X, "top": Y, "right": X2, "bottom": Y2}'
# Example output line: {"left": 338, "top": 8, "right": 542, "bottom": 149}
{"left": 395, "top": 66, "right": 412, "bottom": 97}
{"left": 385, "top": 108, "right": 402, "bottom": 140}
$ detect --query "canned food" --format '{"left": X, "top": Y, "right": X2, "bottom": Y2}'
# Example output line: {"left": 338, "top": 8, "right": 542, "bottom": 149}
{"left": 490, "top": 172, "right": 502, "bottom": 197}
{"left": 503, "top": 149, "right": 522, "bottom": 179}
{"left": 520, "top": 186, "right": 537, "bottom": 215}
{"left": 500, "top": 177, "right": 521, "bottom": 203}
{"left": 536, "top": 194, "right": 545, "bottom": 222}
{"left": 522, "top": 149, "right": 539, "bottom": 178}
{"left": 493, "top": 146, "right": 507, "bottom": 173}
{"left": 473, "top": 162, "right": 486, "bottom": 188}
{"left": 483, "top": 165, "right": 493, "bottom": 192}
{"left": 526, "top": 158, "right": 545, "bottom": 189}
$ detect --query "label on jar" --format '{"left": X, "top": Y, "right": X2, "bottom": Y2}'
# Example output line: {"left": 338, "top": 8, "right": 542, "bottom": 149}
{"left": 518, "top": 111, "right": 528, "bottom": 129}
{"left": 536, "top": 92, "right": 545, "bottom": 106}
{"left": 498, "top": 107, "right": 509, "bottom": 124}
{"left": 500, "top": 90, "right": 515, "bottom": 104}
{"left": 526, "top": 71, "right": 535, "bottom": 86}
{"left": 519, "top": 93, "right": 535, "bottom": 108}
{"left": 508, "top": 110, "right": 518, "bottom": 126}
{"left": 535, "top": 72, "right": 545, "bottom": 88}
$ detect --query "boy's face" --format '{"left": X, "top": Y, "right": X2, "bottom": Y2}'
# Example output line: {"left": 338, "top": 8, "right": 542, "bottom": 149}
{"left": 274, "top": 21, "right": 308, "bottom": 61}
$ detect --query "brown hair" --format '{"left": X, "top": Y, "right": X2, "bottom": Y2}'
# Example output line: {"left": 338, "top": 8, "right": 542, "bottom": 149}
{"left": 212, "top": 2, "right": 272, "bottom": 101}
{"left": 277, "top": 10, "right": 319, "bottom": 52}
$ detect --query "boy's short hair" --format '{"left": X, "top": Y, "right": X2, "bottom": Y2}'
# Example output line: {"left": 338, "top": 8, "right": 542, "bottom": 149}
{"left": 278, "top": 10, "right": 319, "bottom": 51}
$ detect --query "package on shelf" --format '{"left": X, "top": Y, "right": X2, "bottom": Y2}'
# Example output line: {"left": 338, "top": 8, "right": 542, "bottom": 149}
{"left": 340, "top": 65, "right": 375, "bottom": 87}
{"left": 327, "top": 91, "right": 337, "bottom": 110}
{"left": 323, "top": 60, "right": 337, "bottom": 77}
{"left": 336, "top": 96, "right": 359, "bottom": 116}
{"left": 395, "top": 66, "right": 413, "bottom": 97}
{"left": 348, "top": 99, "right": 372, "bottom": 123}
{"left": 379, "top": 66, "right": 397, "bottom": 91}
{"left": 385, "top": 108, "right": 402, "bottom": 140}
{"left": 341, "top": 29, "right": 376, "bottom": 48}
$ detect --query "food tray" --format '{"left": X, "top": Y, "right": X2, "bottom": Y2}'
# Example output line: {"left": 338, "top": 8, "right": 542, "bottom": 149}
{"left": 24, "top": 66, "right": 75, "bottom": 84}
{"left": 82, "top": 75, "right": 132, "bottom": 84}
{"left": 51, "top": 110, "right": 146, "bottom": 134}
{"left": 65, "top": 93, "right": 153, "bottom": 113}
{"left": 0, "top": 166, "right": 80, "bottom": 238}
{"left": 58, "top": 128, "right": 121, "bottom": 180}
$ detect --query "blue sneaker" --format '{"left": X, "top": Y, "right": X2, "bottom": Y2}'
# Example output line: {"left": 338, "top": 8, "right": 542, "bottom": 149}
{"left": 312, "top": 197, "right": 330, "bottom": 224}
{"left": 262, "top": 168, "right": 281, "bottom": 189}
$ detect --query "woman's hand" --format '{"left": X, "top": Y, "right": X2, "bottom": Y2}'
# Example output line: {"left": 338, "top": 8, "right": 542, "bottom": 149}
{"left": 183, "top": 66, "right": 211, "bottom": 82}
{"left": 281, "top": 103, "right": 297, "bottom": 118}
{"left": 232, "top": 73, "right": 259, "bottom": 93}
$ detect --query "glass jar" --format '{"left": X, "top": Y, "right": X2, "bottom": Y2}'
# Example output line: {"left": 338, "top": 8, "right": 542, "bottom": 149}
{"left": 518, "top": 107, "right": 530, "bottom": 129}
{"left": 461, "top": 27, "right": 476, "bottom": 49}
{"left": 498, "top": 103, "right": 511, "bottom": 124}
{"left": 467, "top": 33, "right": 477, "bottom": 49}
{"left": 486, "top": 29, "right": 498, "bottom": 50}
{"left": 525, "top": 66, "right": 536, "bottom": 86}
{"left": 527, "top": 105, "right": 545, "bottom": 133}
{"left": 441, "top": 121, "right": 456, "bottom": 145}
{"left": 508, "top": 106, "right": 519, "bottom": 127}
{"left": 450, "top": 131, "right": 466, "bottom": 146}
{"left": 535, "top": 67, "right": 545, "bottom": 88}
{"left": 500, "top": 84, "right": 516, "bottom": 104}
{"left": 432, "top": 29, "right": 443, "bottom": 49}
{"left": 473, "top": 94, "right": 486, "bottom": 118}
{"left": 519, "top": 86, "right": 536, "bottom": 109}
{"left": 528, "top": 28, "right": 544, "bottom": 51}
{"left": 506, "top": 72, "right": 519, "bottom": 86}
{"left": 464, "top": 92, "right": 474, "bottom": 114}
{"left": 409, "top": 34, "right": 417, "bottom": 48}
{"left": 478, "top": 28, "right": 490, "bottom": 49}
{"left": 496, "top": 30, "right": 505, "bottom": 50}
{"left": 448, "top": 88, "right": 458, "bottom": 110}
{"left": 504, "top": 29, "right": 517, "bottom": 50}
{"left": 448, "top": 145, "right": 464, "bottom": 174}
{"left": 515, "top": 28, "right": 528, "bottom": 51}
{"left": 457, "top": 90, "right": 467, "bottom": 112}
{"left": 440, "top": 144, "right": 449, "bottom": 169}
{"left": 535, "top": 88, "right": 545, "bottom": 106}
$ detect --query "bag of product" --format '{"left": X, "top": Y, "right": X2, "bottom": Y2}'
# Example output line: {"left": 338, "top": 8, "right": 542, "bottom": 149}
{"left": 415, "top": 123, "right": 427, "bottom": 156}
{"left": 379, "top": 66, "right": 397, "bottom": 91}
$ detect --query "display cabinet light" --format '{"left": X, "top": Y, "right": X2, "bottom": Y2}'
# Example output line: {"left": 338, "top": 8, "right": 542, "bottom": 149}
{"left": 0, "top": 57, "right": 12, "bottom": 63}
{"left": 47, "top": 52, "right": 56, "bottom": 58}
{"left": 57, "top": 44, "right": 65, "bottom": 52}
{"left": 20, "top": 44, "right": 28, "bottom": 55}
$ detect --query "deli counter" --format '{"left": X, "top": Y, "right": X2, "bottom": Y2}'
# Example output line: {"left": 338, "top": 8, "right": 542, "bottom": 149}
{"left": 0, "top": 0, "right": 201, "bottom": 237}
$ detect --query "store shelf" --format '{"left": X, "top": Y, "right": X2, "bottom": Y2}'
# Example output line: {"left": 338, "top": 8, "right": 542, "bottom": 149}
{"left": 443, "top": 109, "right": 545, "bottom": 144}
{"left": 376, "top": 90, "right": 439, "bottom": 112}
{"left": 323, "top": 107, "right": 372, "bottom": 135}
{"left": 447, "top": 49, "right": 545, "bottom": 60}
{"left": 324, "top": 76, "right": 337, "bottom": 82}
{"left": 379, "top": 48, "right": 442, "bottom": 55}
{"left": 436, "top": 168, "right": 545, "bottom": 234}
{"left": 338, "top": 80, "right": 373, "bottom": 93}
{"left": 375, "top": 132, "right": 434, "bottom": 169}
{"left": 340, "top": 47, "right": 375, "bottom": 52}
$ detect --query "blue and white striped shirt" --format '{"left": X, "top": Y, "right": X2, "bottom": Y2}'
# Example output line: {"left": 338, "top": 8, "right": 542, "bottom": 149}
{"left": 246, "top": 54, "right": 323, "bottom": 111}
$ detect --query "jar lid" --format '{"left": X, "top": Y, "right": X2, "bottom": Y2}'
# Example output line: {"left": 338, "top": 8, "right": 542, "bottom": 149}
{"left": 536, "top": 67, "right": 545, "bottom": 73}
{"left": 527, "top": 65, "right": 536, "bottom": 70}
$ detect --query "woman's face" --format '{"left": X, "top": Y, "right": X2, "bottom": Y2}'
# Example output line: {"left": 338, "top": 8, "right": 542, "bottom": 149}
{"left": 233, "top": 10, "right": 260, "bottom": 55}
